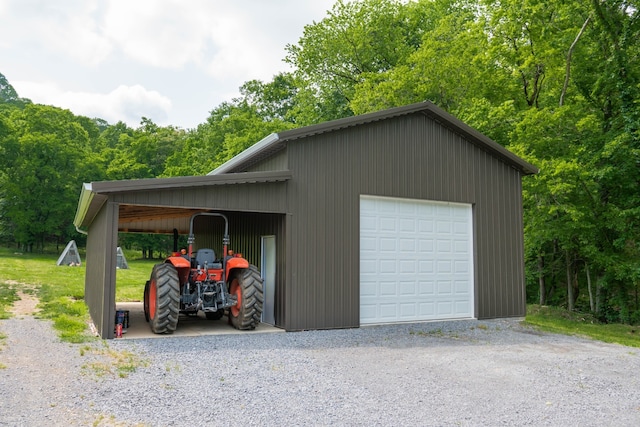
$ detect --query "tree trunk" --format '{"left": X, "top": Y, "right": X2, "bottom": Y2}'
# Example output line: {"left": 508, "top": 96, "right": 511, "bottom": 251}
{"left": 595, "top": 275, "right": 604, "bottom": 316}
{"left": 573, "top": 269, "right": 580, "bottom": 304}
{"left": 586, "top": 262, "right": 595, "bottom": 313}
{"left": 538, "top": 256, "right": 546, "bottom": 305}
{"left": 566, "top": 251, "right": 574, "bottom": 311}
{"left": 560, "top": 17, "right": 590, "bottom": 107}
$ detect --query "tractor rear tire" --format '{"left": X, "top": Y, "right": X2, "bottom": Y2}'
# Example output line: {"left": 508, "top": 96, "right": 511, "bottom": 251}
{"left": 229, "top": 265, "right": 263, "bottom": 330}
{"left": 148, "top": 263, "right": 180, "bottom": 334}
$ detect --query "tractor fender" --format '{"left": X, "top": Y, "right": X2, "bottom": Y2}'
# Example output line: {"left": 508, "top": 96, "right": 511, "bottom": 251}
{"left": 165, "top": 256, "right": 191, "bottom": 285}
{"left": 225, "top": 256, "right": 249, "bottom": 278}
{"left": 165, "top": 256, "right": 191, "bottom": 269}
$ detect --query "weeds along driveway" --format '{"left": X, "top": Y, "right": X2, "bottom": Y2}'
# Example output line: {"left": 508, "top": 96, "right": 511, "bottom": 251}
{"left": 1, "top": 315, "right": 640, "bottom": 426}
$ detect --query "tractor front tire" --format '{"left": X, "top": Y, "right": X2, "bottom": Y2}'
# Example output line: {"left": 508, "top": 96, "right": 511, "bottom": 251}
{"left": 229, "top": 265, "right": 263, "bottom": 330}
{"left": 148, "top": 263, "right": 180, "bottom": 334}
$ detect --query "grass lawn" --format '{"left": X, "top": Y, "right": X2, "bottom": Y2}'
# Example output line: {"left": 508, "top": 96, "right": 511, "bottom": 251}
{"left": 0, "top": 246, "right": 158, "bottom": 342}
{"left": 525, "top": 304, "right": 640, "bottom": 348}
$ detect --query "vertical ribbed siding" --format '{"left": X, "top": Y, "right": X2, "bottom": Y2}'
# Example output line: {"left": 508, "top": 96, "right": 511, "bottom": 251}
{"left": 284, "top": 113, "right": 526, "bottom": 330}
{"left": 85, "top": 201, "right": 119, "bottom": 339}
{"left": 248, "top": 149, "right": 288, "bottom": 172}
{"left": 472, "top": 152, "right": 526, "bottom": 319}
{"left": 113, "top": 181, "right": 289, "bottom": 215}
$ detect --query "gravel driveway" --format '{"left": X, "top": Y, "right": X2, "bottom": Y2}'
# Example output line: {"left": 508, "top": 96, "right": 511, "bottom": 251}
{"left": 1, "top": 296, "right": 639, "bottom": 426}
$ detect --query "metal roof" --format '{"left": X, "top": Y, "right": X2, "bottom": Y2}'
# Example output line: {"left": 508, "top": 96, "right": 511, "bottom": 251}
{"left": 209, "top": 101, "right": 538, "bottom": 176}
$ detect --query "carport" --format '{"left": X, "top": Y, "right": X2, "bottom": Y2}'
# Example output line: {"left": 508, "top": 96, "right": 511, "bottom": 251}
{"left": 74, "top": 171, "right": 291, "bottom": 339}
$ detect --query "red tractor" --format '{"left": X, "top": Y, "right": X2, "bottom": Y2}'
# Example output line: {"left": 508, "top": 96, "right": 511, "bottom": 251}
{"left": 143, "top": 213, "right": 263, "bottom": 334}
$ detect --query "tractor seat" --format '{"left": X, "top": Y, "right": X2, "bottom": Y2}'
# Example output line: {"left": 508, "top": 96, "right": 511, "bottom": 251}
{"left": 195, "top": 248, "right": 221, "bottom": 269}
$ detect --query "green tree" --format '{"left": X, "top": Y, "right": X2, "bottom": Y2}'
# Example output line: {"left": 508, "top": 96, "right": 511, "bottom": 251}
{"left": 285, "top": 0, "right": 423, "bottom": 123}
{"left": 350, "top": 1, "right": 505, "bottom": 115}
{"left": 106, "top": 118, "right": 185, "bottom": 180}
{"left": 0, "top": 72, "right": 30, "bottom": 108}
{"left": 0, "top": 104, "right": 103, "bottom": 251}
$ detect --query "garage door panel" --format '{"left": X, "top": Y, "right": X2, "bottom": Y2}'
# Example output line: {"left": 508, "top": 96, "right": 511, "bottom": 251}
{"left": 437, "top": 301, "right": 453, "bottom": 316}
{"left": 361, "top": 215, "right": 377, "bottom": 230}
{"left": 453, "top": 220, "right": 469, "bottom": 234}
{"left": 361, "top": 235, "right": 377, "bottom": 249}
{"left": 380, "top": 237, "right": 397, "bottom": 251}
{"left": 379, "top": 217, "right": 397, "bottom": 232}
{"left": 360, "top": 281, "right": 378, "bottom": 297}
{"left": 437, "top": 280, "right": 452, "bottom": 294}
{"left": 419, "top": 281, "right": 435, "bottom": 296}
{"left": 436, "top": 239, "right": 452, "bottom": 252}
{"left": 454, "top": 239, "right": 470, "bottom": 253}
{"left": 399, "top": 238, "right": 415, "bottom": 251}
{"left": 418, "top": 219, "right": 434, "bottom": 233}
{"left": 455, "top": 260, "right": 470, "bottom": 274}
{"left": 399, "top": 218, "right": 416, "bottom": 232}
{"left": 436, "top": 220, "right": 452, "bottom": 233}
{"left": 418, "top": 302, "right": 436, "bottom": 316}
{"left": 419, "top": 260, "right": 434, "bottom": 274}
{"left": 418, "top": 239, "right": 434, "bottom": 253}
{"left": 455, "top": 300, "right": 471, "bottom": 314}
{"left": 379, "top": 303, "right": 398, "bottom": 319}
{"left": 399, "top": 303, "right": 417, "bottom": 318}
{"left": 379, "top": 260, "right": 396, "bottom": 274}
{"left": 360, "top": 196, "right": 474, "bottom": 324}
{"left": 380, "top": 282, "right": 397, "bottom": 296}
{"left": 361, "top": 259, "right": 377, "bottom": 272}
{"left": 399, "top": 260, "right": 416, "bottom": 273}
{"left": 455, "top": 280, "right": 470, "bottom": 293}
{"left": 399, "top": 281, "right": 416, "bottom": 295}
{"left": 360, "top": 304, "right": 377, "bottom": 320}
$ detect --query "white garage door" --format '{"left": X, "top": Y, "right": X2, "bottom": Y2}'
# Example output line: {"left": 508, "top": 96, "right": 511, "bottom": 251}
{"left": 360, "top": 196, "right": 474, "bottom": 324}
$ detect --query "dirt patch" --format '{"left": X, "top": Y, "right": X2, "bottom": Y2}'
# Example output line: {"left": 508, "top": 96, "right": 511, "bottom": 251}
{"left": 8, "top": 287, "right": 40, "bottom": 317}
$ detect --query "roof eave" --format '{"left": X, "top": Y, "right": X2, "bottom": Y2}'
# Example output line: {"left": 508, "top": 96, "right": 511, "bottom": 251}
{"left": 73, "top": 183, "right": 108, "bottom": 231}
{"left": 208, "top": 132, "right": 281, "bottom": 175}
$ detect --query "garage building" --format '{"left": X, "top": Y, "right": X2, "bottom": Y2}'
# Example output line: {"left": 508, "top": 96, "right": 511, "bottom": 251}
{"left": 74, "top": 101, "right": 537, "bottom": 339}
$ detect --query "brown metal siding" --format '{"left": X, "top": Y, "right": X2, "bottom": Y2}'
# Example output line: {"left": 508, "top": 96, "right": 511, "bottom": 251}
{"left": 473, "top": 151, "right": 526, "bottom": 319}
{"left": 283, "top": 113, "right": 526, "bottom": 330}
{"left": 110, "top": 181, "right": 288, "bottom": 214}
{"left": 85, "top": 201, "right": 119, "bottom": 339}
{"left": 247, "top": 149, "right": 288, "bottom": 172}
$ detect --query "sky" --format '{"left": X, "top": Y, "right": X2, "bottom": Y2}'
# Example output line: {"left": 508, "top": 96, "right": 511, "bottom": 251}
{"left": 0, "top": 0, "right": 337, "bottom": 129}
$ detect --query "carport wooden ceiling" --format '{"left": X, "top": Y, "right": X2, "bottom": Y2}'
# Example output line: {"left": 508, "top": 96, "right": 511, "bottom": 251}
{"left": 117, "top": 205, "right": 209, "bottom": 234}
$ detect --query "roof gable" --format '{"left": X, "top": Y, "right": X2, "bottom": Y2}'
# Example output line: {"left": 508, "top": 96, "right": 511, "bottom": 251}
{"left": 209, "top": 101, "right": 538, "bottom": 176}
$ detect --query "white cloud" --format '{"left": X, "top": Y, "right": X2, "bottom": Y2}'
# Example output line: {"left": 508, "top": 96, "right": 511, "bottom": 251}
{"left": 0, "top": 0, "right": 112, "bottom": 66}
{"left": 12, "top": 80, "right": 172, "bottom": 127}
{"left": 103, "top": 0, "right": 214, "bottom": 69}
{"left": 102, "top": 1, "right": 336, "bottom": 81}
{"left": 204, "top": 1, "right": 327, "bottom": 83}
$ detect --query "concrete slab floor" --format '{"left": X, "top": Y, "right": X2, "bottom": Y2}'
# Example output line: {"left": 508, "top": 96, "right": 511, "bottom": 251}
{"left": 114, "top": 302, "right": 283, "bottom": 339}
